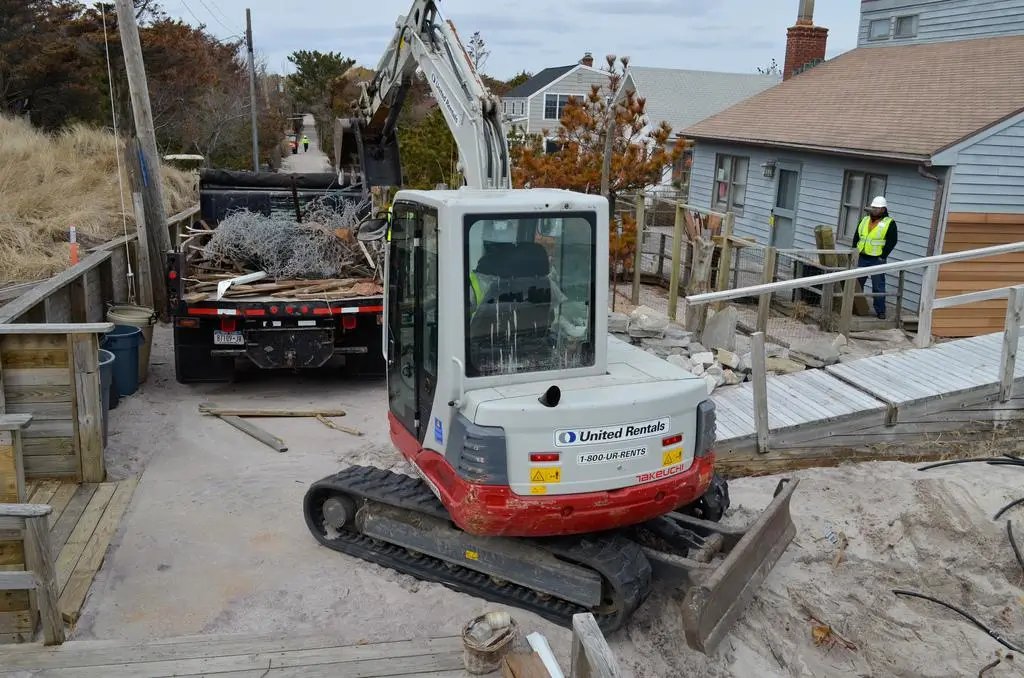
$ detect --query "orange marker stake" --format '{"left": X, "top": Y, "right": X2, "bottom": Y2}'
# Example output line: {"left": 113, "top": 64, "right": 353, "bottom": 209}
{"left": 69, "top": 225, "right": 78, "bottom": 265}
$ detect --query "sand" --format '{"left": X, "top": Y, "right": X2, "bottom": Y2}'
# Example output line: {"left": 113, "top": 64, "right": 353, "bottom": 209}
{"left": 83, "top": 325, "right": 1024, "bottom": 677}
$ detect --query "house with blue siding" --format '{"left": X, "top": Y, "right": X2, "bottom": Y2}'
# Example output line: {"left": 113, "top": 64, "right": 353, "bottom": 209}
{"left": 682, "top": 0, "right": 1024, "bottom": 335}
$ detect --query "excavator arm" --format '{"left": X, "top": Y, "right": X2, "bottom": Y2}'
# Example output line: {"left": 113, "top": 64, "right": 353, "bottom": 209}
{"left": 337, "top": 0, "right": 511, "bottom": 190}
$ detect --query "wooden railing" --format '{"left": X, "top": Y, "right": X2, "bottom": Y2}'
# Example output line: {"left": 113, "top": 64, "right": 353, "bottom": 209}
{"left": 0, "top": 503, "right": 63, "bottom": 645}
{"left": 687, "top": 242, "right": 1024, "bottom": 452}
{"left": 0, "top": 205, "right": 198, "bottom": 325}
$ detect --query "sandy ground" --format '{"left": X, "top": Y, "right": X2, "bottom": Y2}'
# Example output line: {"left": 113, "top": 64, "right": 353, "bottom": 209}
{"left": 281, "top": 113, "right": 332, "bottom": 174}
{"left": 78, "top": 324, "right": 1024, "bottom": 677}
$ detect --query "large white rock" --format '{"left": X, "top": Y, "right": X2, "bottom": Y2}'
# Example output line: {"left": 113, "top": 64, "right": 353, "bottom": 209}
{"left": 699, "top": 306, "right": 738, "bottom": 351}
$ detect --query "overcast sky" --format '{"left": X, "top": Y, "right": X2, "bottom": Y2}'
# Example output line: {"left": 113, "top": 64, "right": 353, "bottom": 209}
{"left": 159, "top": 0, "right": 862, "bottom": 79}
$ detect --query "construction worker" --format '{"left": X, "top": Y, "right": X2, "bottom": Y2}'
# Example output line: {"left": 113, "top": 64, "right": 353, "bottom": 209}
{"left": 852, "top": 196, "right": 898, "bottom": 319}
{"left": 302, "top": 135, "right": 310, "bottom": 152}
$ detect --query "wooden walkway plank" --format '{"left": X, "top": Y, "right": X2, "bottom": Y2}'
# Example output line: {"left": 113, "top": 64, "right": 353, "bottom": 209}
{"left": 48, "top": 485, "right": 96, "bottom": 553}
{"left": 17, "top": 651, "right": 466, "bottom": 678}
{"left": 54, "top": 483, "right": 115, "bottom": 595}
{"left": 0, "top": 635, "right": 464, "bottom": 672}
{"left": 60, "top": 478, "right": 140, "bottom": 623}
{"left": 28, "top": 480, "right": 62, "bottom": 506}
{"left": 47, "top": 484, "right": 80, "bottom": 532}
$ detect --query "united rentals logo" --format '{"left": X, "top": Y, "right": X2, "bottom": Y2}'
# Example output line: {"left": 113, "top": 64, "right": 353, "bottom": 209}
{"left": 554, "top": 418, "right": 670, "bottom": 448}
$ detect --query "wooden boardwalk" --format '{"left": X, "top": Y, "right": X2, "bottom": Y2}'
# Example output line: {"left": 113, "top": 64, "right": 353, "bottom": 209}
{"left": 0, "top": 631, "right": 467, "bottom": 677}
{"left": 2, "top": 477, "right": 138, "bottom": 641}
{"left": 711, "top": 331, "right": 1024, "bottom": 457}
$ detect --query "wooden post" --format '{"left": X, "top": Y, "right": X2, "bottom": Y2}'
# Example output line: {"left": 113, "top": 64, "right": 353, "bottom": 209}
{"left": 630, "top": 193, "right": 645, "bottom": 305}
{"left": 71, "top": 333, "right": 105, "bottom": 483}
{"left": 667, "top": 202, "right": 684, "bottom": 322}
{"left": 751, "top": 332, "right": 769, "bottom": 455}
{"left": 130, "top": 192, "right": 155, "bottom": 308}
{"left": 656, "top": 234, "right": 667, "bottom": 279}
{"left": 246, "top": 8, "right": 260, "bottom": 173}
{"left": 714, "top": 212, "right": 735, "bottom": 310}
{"left": 115, "top": 0, "right": 171, "bottom": 316}
{"left": 570, "top": 613, "right": 620, "bottom": 678}
{"left": 999, "top": 285, "right": 1023, "bottom": 402}
{"left": 821, "top": 281, "right": 835, "bottom": 331}
{"left": 756, "top": 246, "right": 777, "bottom": 333}
{"left": 22, "top": 511, "right": 64, "bottom": 645}
{"left": 916, "top": 263, "right": 940, "bottom": 348}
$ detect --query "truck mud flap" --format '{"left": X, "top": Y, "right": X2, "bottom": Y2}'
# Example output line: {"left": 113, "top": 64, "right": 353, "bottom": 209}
{"left": 244, "top": 328, "right": 334, "bottom": 370}
{"left": 676, "top": 478, "right": 798, "bottom": 654}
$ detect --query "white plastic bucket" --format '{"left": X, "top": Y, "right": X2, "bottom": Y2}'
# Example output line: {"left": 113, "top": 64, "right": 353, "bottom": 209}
{"left": 106, "top": 304, "right": 157, "bottom": 383}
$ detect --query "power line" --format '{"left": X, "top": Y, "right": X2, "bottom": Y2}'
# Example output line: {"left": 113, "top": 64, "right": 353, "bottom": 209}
{"left": 196, "top": 0, "right": 238, "bottom": 34}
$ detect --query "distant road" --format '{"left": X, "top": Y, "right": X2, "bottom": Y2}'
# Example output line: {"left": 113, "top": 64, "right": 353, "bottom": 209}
{"left": 282, "top": 113, "right": 332, "bottom": 173}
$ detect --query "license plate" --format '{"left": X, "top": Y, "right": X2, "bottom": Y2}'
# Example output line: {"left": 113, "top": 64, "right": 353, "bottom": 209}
{"left": 213, "top": 330, "right": 244, "bottom": 346}
{"left": 577, "top": 446, "right": 648, "bottom": 466}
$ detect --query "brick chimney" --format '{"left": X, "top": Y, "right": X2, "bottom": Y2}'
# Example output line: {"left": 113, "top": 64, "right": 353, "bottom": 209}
{"left": 580, "top": 52, "right": 594, "bottom": 67}
{"left": 783, "top": 0, "right": 828, "bottom": 80}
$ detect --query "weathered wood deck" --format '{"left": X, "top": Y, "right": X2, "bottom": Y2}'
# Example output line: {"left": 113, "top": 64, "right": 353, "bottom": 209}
{"left": 1, "top": 477, "right": 138, "bottom": 642}
{"left": 0, "top": 632, "right": 467, "bottom": 677}
{"left": 711, "top": 330, "right": 1024, "bottom": 463}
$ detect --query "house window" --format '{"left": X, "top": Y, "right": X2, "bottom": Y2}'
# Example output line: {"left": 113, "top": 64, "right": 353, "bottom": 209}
{"left": 671, "top": 145, "right": 693, "bottom": 188}
{"left": 713, "top": 154, "right": 748, "bottom": 212}
{"left": 868, "top": 18, "right": 891, "bottom": 40}
{"left": 839, "top": 171, "right": 888, "bottom": 239}
{"left": 894, "top": 14, "right": 918, "bottom": 38}
{"left": 544, "top": 138, "right": 562, "bottom": 154}
{"left": 517, "top": 101, "right": 525, "bottom": 116}
{"left": 544, "top": 94, "right": 577, "bottom": 121}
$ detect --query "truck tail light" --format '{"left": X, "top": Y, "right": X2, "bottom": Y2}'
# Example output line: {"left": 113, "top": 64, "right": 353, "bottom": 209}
{"left": 530, "top": 453, "right": 559, "bottom": 463}
{"left": 342, "top": 315, "right": 357, "bottom": 330}
{"left": 175, "top": 318, "right": 199, "bottom": 328}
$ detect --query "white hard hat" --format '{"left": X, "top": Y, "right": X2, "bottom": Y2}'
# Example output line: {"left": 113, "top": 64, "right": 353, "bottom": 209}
{"left": 870, "top": 196, "right": 887, "bottom": 209}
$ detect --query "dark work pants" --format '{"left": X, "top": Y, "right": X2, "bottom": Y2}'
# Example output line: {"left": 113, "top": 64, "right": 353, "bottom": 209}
{"left": 857, "top": 254, "right": 887, "bottom": 317}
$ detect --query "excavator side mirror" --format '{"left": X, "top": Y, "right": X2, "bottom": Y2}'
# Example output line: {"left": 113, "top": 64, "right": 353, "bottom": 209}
{"left": 357, "top": 217, "right": 389, "bottom": 242}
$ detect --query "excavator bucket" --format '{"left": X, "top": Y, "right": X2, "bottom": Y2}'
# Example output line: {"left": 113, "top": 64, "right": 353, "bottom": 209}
{"left": 659, "top": 478, "right": 799, "bottom": 654}
{"left": 335, "top": 117, "right": 403, "bottom": 189}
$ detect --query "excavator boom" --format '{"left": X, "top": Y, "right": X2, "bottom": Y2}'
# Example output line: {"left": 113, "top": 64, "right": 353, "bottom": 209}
{"left": 335, "top": 0, "right": 510, "bottom": 191}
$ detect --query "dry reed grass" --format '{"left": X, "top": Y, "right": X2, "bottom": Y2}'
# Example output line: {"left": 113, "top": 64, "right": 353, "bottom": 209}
{"left": 0, "top": 115, "right": 195, "bottom": 284}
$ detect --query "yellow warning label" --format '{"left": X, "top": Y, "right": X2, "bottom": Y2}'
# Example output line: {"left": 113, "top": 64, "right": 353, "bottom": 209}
{"left": 662, "top": 448, "right": 683, "bottom": 467}
{"left": 530, "top": 485, "right": 547, "bottom": 495}
{"left": 530, "top": 468, "right": 561, "bottom": 483}
{"left": 464, "top": 550, "right": 479, "bottom": 561}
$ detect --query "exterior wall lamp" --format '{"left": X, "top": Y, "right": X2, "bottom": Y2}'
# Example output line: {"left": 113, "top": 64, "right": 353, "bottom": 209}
{"left": 761, "top": 160, "right": 777, "bottom": 179}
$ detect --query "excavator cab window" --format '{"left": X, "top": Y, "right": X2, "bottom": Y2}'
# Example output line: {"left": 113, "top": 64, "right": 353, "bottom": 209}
{"left": 464, "top": 211, "right": 596, "bottom": 378}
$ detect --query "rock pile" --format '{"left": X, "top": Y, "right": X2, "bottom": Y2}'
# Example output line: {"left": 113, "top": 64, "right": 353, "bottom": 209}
{"left": 609, "top": 305, "right": 845, "bottom": 394}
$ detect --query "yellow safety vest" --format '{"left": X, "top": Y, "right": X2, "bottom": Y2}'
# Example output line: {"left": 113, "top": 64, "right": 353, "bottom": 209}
{"left": 469, "top": 271, "right": 483, "bottom": 308}
{"left": 856, "top": 216, "right": 893, "bottom": 257}
{"left": 385, "top": 204, "right": 393, "bottom": 242}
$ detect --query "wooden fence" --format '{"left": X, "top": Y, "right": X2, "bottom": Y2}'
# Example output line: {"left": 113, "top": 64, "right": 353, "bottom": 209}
{"left": 0, "top": 206, "right": 198, "bottom": 325}
{"left": 0, "top": 502, "right": 62, "bottom": 645}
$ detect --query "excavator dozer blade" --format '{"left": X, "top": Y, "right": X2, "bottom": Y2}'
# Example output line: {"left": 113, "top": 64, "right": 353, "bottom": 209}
{"left": 335, "top": 117, "right": 403, "bottom": 189}
{"left": 677, "top": 478, "right": 798, "bottom": 654}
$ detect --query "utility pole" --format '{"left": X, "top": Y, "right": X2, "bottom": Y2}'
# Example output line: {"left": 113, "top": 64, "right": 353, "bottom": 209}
{"left": 246, "top": 8, "right": 259, "bottom": 173}
{"left": 115, "top": 0, "right": 170, "bottom": 315}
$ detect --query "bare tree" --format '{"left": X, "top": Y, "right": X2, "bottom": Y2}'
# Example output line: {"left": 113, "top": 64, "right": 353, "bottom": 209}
{"left": 467, "top": 31, "right": 490, "bottom": 73}
{"left": 758, "top": 58, "right": 782, "bottom": 75}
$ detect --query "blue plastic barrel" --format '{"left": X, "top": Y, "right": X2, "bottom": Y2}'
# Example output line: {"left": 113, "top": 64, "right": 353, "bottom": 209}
{"left": 101, "top": 325, "right": 143, "bottom": 398}
{"left": 98, "top": 349, "right": 115, "bottom": 445}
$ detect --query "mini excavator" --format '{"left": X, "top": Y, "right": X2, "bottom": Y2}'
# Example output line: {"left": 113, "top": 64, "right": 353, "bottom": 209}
{"left": 303, "top": 0, "right": 798, "bottom": 653}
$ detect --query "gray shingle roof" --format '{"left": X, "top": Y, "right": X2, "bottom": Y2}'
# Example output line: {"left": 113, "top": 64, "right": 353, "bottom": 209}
{"left": 503, "top": 66, "right": 576, "bottom": 99}
{"left": 623, "top": 67, "right": 781, "bottom": 136}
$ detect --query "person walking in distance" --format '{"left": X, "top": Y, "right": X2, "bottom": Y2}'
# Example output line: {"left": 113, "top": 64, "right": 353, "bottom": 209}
{"left": 852, "top": 196, "right": 898, "bottom": 319}
{"left": 302, "top": 134, "right": 310, "bottom": 152}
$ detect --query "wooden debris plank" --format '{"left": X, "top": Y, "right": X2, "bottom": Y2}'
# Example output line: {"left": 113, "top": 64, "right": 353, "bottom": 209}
{"left": 315, "top": 415, "right": 363, "bottom": 437}
{"left": 48, "top": 485, "right": 98, "bottom": 565}
{"left": 502, "top": 651, "right": 550, "bottom": 678}
{"left": 218, "top": 416, "right": 288, "bottom": 452}
{"left": 60, "top": 477, "right": 140, "bottom": 623}
{"left": 0, "top": 634, "right": 463, "bottom": 670}
{"left": 198, "top": 403, "right": 346, "bottom": 418}
{"left": 11, "top": 648, "right": 466, "bottom": 678}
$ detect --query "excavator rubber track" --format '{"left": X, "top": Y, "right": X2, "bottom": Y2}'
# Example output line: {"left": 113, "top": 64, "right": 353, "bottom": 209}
{"left": 303, "top": 465, "right": 652, "bottom": 632}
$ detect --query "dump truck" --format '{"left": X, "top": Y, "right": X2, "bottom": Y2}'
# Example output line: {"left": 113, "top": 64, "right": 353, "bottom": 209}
{"left": 165, "top": 169, "right": 385, "bottom": 384}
